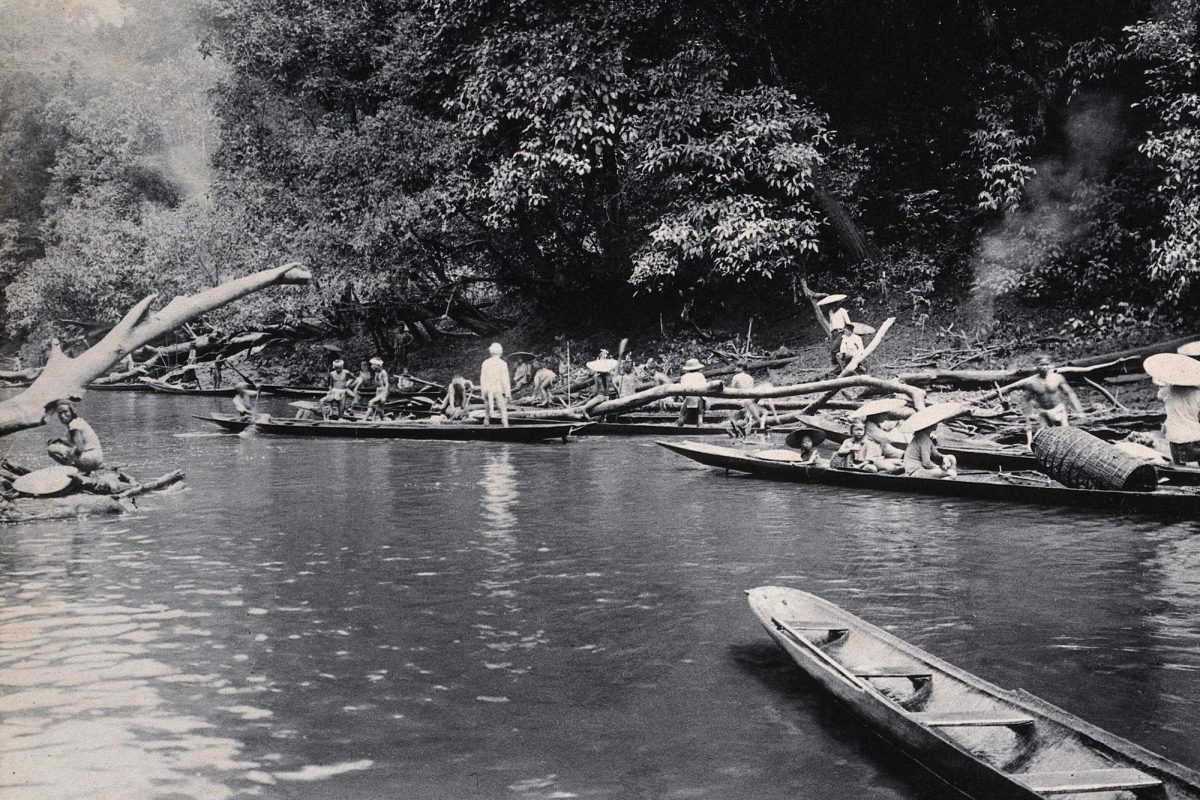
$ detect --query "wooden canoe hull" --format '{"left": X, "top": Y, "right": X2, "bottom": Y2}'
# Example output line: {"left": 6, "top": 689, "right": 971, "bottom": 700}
{"left": 193, "top": 415, "right": 252, "bottom": 433}
{"left": 748, "top": 587, "right": 1200, "bottom": 800}
{"left": 252, "top": 418, "right": 580, "bottom": 442}
{"left": 140, "top": 379, "right": 238, "bottom": 397}
{"left": 86, "top": 382, "right": 156, "bottom": 392}
{"left": 797, "top": 414, "right": 1200, "bottom": 487}
{"left": 657, "top": 440, "right": 1200, "bottom": 518}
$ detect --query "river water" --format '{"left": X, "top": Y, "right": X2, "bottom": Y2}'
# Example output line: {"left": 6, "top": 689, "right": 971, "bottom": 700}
{"left": 1, "top": 393, "right": 1198, "bottom": 799}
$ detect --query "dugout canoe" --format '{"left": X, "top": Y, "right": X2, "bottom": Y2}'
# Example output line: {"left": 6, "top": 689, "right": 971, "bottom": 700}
{"left": 748, "top": 586, "right": 1200, "bottom": 800}
{"left": 657, "top": 440, "right": 1200, "bottom": 518}
{"left": 797, "top": 414, "right": 1200, "bottom": 487}
{"left": 251, "top": 417, "right": 580, "bottom": 442}
{"left": 139, "top": 377, "right": 238, "bottom": 397}
{"left": 193, "top": 414, "right": 253, "bottom": 433}
{"left": 86, "top": 381, "right": 156, "bottom": 392}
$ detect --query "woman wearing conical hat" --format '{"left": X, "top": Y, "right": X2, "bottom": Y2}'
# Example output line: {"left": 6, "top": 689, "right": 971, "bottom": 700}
{"left": 897, "top": 404, "right": 963, "bottom": 479}
{"left": 1146, "top": 352, "right": 1200, "bottom": 465}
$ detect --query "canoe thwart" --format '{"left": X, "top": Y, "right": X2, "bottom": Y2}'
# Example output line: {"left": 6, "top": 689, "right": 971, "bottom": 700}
{"left": 1014, "top": 767, "right": 1163, "bottom": 794}
{"left": 775, "top": 619, "right": 850, "bottom": 636}
{"left": 854, "top": 667, "right": 934, "bottom": 681}
{"left": 912, "top": 710, "right": 1035, "bottom": 728}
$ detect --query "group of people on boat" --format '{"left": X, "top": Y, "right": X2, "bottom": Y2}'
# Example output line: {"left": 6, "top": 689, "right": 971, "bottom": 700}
{"left": 310, "top": 356, "right": 394, "bottom": 421}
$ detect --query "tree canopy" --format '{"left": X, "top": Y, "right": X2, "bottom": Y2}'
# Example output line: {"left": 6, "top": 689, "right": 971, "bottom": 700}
{"left": 1, "top": 0, "right": 1198, "bottom": 352}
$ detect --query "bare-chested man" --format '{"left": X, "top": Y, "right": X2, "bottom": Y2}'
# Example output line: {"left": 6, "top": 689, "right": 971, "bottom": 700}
{"left": 1020, "top": 355, "right": 1084, "bottom": 448}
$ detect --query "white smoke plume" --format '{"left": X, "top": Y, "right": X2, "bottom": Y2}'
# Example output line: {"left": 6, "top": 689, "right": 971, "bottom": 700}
{"left": 967, "top": 95, "right": 1126, "bottom": 331}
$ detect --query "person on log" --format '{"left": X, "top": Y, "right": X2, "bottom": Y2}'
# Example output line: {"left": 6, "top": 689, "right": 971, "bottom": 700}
{"left": 642, "top": 358, "right": 672, "bottom": 409}
{"left": 726, "top": 363, "right": 774, "bottom": 438}
{"left": 531, "top": 362, "right": 557, "bottom": 406}
{"left": 232, "top": 382, "right": 256, "bottom": 420}
{"left": 1018, "top": 355, "right": 1084, "bottom": 448}
{"left": 480, "top": 342, "right": 511, "bottom": 427}
{"left": 319, "top": 358, "right": 354, "bottom": 419}
{"left": 899, "top": 405, "right": 960, "bottom": 479}
{"left": 46, "top": 399, "right": 104, "bottom": 474}
{"left": 439, "top": 374, "right": 474, "bottom": 420}
{"left": 1146, "top": 352, "right": 1200, "bottom": 465}
{"left": 674, "top": 358, "right": 708, "bottom": 426}
{"left": 818, "top": 294, "right": 853, "bottom": 367}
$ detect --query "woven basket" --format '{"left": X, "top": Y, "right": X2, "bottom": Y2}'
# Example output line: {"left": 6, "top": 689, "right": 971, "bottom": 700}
{"left": 1032, "top": 427, "right": 1158, "bottom": 492}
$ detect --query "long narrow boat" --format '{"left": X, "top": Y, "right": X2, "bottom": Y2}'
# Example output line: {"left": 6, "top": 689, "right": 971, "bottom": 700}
{"left": 797, "top": 414, "right": 1200, "bottom": 487}
{"left": 193, "top": 414, "right": 252, "bottom": 433}
{"left": 748, "top": 586, "right": 1200, "bottom": 799}
{"left": 202, "top": 416, "right": 581, "bottom": 442}
{"left": 657, "top": 440, "right": 1200, "bottom": 518}
{"left": 88, "top": 382, "right": 156, "bottom": 392}
{"left": 139, "top": 377, "right": 238, "bottom": 397}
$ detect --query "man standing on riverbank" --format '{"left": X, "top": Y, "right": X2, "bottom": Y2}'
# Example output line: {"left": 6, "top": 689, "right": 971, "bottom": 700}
{"left": 480, "top": 342, "right": 511, "bottom": 426}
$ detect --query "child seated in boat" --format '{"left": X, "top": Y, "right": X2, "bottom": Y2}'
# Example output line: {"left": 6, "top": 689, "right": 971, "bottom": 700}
{"left": 832, "top": 422, "right": 882, "bottom": 472}
{"left": 785, "top": 428, "right": 826, "bottom": 465}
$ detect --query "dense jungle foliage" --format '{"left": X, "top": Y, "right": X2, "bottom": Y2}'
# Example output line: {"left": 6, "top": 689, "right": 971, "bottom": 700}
{"left": 1, "top": 0, "right": 1198, "bottom": 352}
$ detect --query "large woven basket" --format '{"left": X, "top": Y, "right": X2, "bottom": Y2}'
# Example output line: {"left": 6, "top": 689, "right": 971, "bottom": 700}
{"left": 1032, "top": 427, "right": 1158, "bottom": 492}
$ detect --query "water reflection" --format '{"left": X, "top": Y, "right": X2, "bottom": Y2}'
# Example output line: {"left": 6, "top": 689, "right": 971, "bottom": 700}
{"left": 1, "top": 397, "right": 1199, "bottom": 799}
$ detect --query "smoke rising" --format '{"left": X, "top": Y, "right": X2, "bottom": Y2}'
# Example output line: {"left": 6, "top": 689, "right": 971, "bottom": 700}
{"left": 968, "top": 96, "right": 1127, "bottom": 329}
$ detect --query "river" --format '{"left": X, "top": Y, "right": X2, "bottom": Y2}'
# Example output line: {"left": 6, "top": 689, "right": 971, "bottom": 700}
{"left": 1, "top": 392, "right": 1198, "bottom": 799}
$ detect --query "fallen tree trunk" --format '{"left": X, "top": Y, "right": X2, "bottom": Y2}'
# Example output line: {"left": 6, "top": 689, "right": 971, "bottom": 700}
{"left": 0, "top": 263, "right": 310, "bottom": 438}
{"left": 586, "top": 374, "right": 925, "bottom": 418}
{"left": 900, "top": 333, "right": 1200, "bottom": 388}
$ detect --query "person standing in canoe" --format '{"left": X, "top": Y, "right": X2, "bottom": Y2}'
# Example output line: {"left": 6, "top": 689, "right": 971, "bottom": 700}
{"left": 897, "top": 404, "right": 962, "bottom": 479}
{"left": 531, "top": 361, "right": 557, "bottom": 406}
{"left": 616, "top": 360, "right": 639, "bottom": 398}
{"left": 46, "top": 399, "right": 104, "bottom": 473}
{"left": 320, "top": 358, "right": 354, "bottom": 419}
{"left": 674, "top": 358, "right": 708, "bottom": 426}
{"left": 480, "top": 342, "right": 511, "bottom": 427}
{"left": 1018, "top": 355, "right": 1084, "bottom": 448}
{"left": 363, "top": 357, "right": 390, "bottom": 420}
{"left": 1146, "top": 353, "right": 1200, "bottom": 465}
{"left": 588, "top": 349, "right": 618, "bottom": 399}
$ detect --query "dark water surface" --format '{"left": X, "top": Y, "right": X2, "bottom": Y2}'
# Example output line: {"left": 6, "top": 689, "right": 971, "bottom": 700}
{"left": 2, "top": 393, "right": 1199, "bottom": 799}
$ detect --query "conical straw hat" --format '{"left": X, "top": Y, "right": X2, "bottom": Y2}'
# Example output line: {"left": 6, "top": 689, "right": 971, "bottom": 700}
{"left": 1176, "top": 341, "right": 1200, "bottom": 357}
{"left": 850, "top": 397, "right": 909, "bottom": 419}
{"left": 784, "top": 427, "right": 828, "bottom": 449}
{"left": 13, "top": 466, "right": 78, "bottom": 496}
{"left": 586, "top": 358, "right": 618, "bottom": 373}
{"left": 896, "top": 403, "right": 967, "bottom": 434}
{"left": 816, "top": 294, "right": 847, "bottom": 307}
{"left": 1144, "top": 353, "right": 1200, "bottom": 387}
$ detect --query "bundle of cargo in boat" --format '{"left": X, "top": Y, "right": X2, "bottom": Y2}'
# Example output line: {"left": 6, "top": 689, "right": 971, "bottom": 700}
{"left": 1032, "top": 426, "right": 1158, "bottom": 492}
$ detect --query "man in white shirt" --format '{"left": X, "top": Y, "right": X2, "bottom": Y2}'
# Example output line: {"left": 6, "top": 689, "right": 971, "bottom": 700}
{"left": 480, "top": 342, "right": 511, "bottom": 427}
{"left": 675, "top": 358, "right": 708, "bottom": 426}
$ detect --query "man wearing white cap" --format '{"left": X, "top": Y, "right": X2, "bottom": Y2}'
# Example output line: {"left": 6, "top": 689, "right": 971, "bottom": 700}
{"left": 320, "top": 358, "right": 354, "bottom": 419}
{"left": 363, "top": 357, "right": 390, "bottom": 420}
{"left": 480, "top": 343, "right": 511, "bottom": 426}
